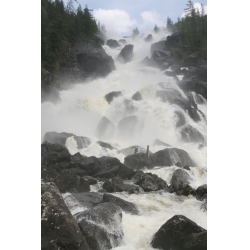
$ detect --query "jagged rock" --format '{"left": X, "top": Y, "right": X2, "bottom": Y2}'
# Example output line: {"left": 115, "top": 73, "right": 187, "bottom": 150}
{"left": 170, "top": 169, "right": 191, "bottom": 191}
{"left": 41, "top": 168, "right": 60, "bottom": 182}
{"left": 174, "top": 111, "right": 186, "bottom": 127}
{"left": 178, "top": 79, "right": 207, "bottom": 99}
{"left": 78, "top": 156, "right": 102, "bottom": 176}
{"left": 105, "top": 91, "right": 122, "bottom": 104}
{"left": 153, "top": 148, "right": 195, "bottom": 168}
{"left": 95, "top": 116, "right": 115, "bottom": 140}
{"left": 151, "top": 50, "right": 171, "bottom": 60}
{"left": 74, "top": 203, "right": 123, "bottom": 250}
{"left": 180, "top": 125, "right": 206, "bottom": 144}
{"left": 103, "top": 177, "right": 141, "bottom": 194}
{"left": 153, "top": 139, "right": 171, "bottom": 147}
{"left": 71, "top": 192, "right": 104, "bottom": 208}
{"left": 106, "top": 39, "right": 120, "bottom": 49}
{"left": 140, "top": 56, "right": 158, "bottom": 68}
{"left": 117, "top": 44, "right": 134, "bottom": 63}
{"left": 74, "top": 136, "right": 91, "bottom": 149}
{"left": 118, "top": 39, "right": 127, "bottom": 45}
{"left": 103, "top": 193, "right": 139, "bottom": 215}
{"left": 124, "top": 153, "right": 155, "bottom": 170}
{"left": 196, "top": 184, "right": 207, "bottom": 201}
{"left": 43, "top": 131, "right": 75, "bottom": 146}
{"left": 132, "top": 91, "right": 142, "bottom": 101}
{"left": 77, "top": 51, "right": 115, "bottom": 77}
{"left": 71, "top": 152, "right": 87, "bottom": 163}
{"left": 93, "top": 163, "right": 134, "bottom": 180}
{"left": 129, "top": 170, "right": 144, "bottom": 183}
{"left": 41, "top": 182, "right": 90, "bottom": 250}
{"left": 144, "top": 34, "right": 153, "bottom": 42}
{"left": 97, "top": 141, "right": 114, "bottom": 150}
{"left": 151, "top": 41, "right": 167, "bottom": 54}
{"left": 151, "top": 215, "right": 207, "bottom": 250}
{"left": 41, "top": 143, "right": 71, "bottom": 166}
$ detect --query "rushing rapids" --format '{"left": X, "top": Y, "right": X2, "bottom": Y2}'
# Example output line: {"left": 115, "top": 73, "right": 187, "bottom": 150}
{"left": 41, "top": 34, "right": 207, "bottom": 250}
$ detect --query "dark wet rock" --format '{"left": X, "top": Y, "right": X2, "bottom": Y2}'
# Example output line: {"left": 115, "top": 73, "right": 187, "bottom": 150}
{"left": 183, "top": 52, "right": 199, "bottom": 67}
{"left": 140, "top": 56, "right": 158, "bottom": 68}
{"left": 98, "top": 189, "right": 108, "bottom": 193}
{"left": 43, "top": 131, "right": 75, "bottom": 146}
{"left": 61, "top": 168, "right": 88, "bottom": 177}
{"left": 132, "top": 91, "right": 142, "bottom": 101}
{"left": 178, "top": 79, "right": 207, "bottom": 99}
{"left": 151, "top": 50, "right": 171, "bottom": 60}
{"left": 41, "top": 143, "right": 71, "bottom": 166}
{"left": 153, "top": 148, "right": 195, "bottom": 168}
{"left": 151, "top": 41, "right": 168, "bottom": 54}
{"left": 144, "top": 34, "right": 153, "bottom": 42}
{"left": 137, "top": 173, "right": 167, "bottom": 192}
{"left": 72, "top": 192, "right": 104, "bottom": 208}
{"left": 71, "top": 152, "right": 87, "bottom": 163}
{"left": 151, "top": 215, "right": 207, "bottom": 250}
{"left": 166, "top": 32, "right": 181, "bottom": 43}
{"left": 176, "top": 183, "right": 196, "bottom": 196}
{"left": 41, "top": 168, "right": 60, "bottom": 182}
{"left": 54, "top": 170, "right": 97, "bottom": 193}
{"left": 118, "top": 39, "right": 127, "bottom": 45}
{"left": 118, "top": 115, "right": 139, "bottom": 137}
{"left": 117, "top": 44, "right": 134, "bottom": 63}
{"left": 200, "top": 196, "right": 207, "bottom": 211}
{"left": 196, "top": 184, "right": 207, "bottom": 201}
{"left": 170, "top": 169, "right": 191, "bottom": 192}
{"left": 188, "top": 106, "right": 201, "bottom": 122}
{"left": 93, "top": 163, "right": 134, "bottom": 180}
{"left": 77, "top": 51, "right": 115, "bottom": 77}
{"left": 41, "top": 182, "right": 90, "bottom": 250}
{"left": 74, "top": 203, "right": 123, "bottom": 250}
{"left": 105, "top": 91, "right": 122, "bottom": 104}
{"left": 98, "top": 156, "right": 121, "bottom": 168}
{"left": 129, "top": 170, "right": 145, "bottom": 183}
{"left": 103, "top": 193, "right": 139, "bottom": 215}
{"left": 106, "top": 39, "right": 120, "bottom": 49}
{"left": 97, "top": 141, "right": 114, "bottom": 150}
{"left": 124, "top": 153, "right": 155, "bottom": 170}
{"left": 194, "top": 93, "right": 206, "bottom": 105}
{"left": 78, "top": 156, "right": 102, "bottom": 176}
{"left": 185, "top": 92, "right": 198, "bottom": 109}
{"left": 153, "top": 139, "right": 171, "bottom": 147}
{"left": 174, "top": 111, "right": 186, "bottom": 127}
{"left": 180, "top": 125, "right": 206, "bottom": 144}
{"left": 74, "top": 136, "right": 91, "bottom": 149}
{"left": 103, "top": 177, "right": 141, "bottom": 194}
{"left": 95, "top": 116, "right": 115, "bottom": 140}
{"left": 183, "top": 165, "right": 191, "bottom": 171}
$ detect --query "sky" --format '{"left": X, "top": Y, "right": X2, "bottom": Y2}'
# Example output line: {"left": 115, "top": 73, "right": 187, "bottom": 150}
{"left": 63, "top": 0, "right": 207, "bottom": 38}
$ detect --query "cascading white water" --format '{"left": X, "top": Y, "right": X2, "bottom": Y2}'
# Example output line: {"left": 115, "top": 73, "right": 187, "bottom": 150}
{"left": 42, "top": 33, "right": 207, "bottom": 249}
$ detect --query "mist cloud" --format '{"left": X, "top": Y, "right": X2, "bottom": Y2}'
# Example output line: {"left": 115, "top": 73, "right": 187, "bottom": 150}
{"left": 93, "top": 9, "right": 137, "bottom": 38}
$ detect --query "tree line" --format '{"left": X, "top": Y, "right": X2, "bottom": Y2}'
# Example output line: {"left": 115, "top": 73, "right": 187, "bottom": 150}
{"left": 41, "top": 0, "right": 105, "bottom": 72}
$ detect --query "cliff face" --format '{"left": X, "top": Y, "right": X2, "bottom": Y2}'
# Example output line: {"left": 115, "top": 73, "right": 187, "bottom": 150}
{"left": 41, "top": 36, "right": 115, "bottom": 103}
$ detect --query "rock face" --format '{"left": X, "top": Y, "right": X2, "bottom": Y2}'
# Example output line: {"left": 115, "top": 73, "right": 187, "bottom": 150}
{"left": 124, "top": 153, "right": 155, "bottom": 170}
{"left": 43, "top": 131, "right": 75, "bottom": 146}
{"left": 144, "top": 34, "right": 153, "bottom": 42}
{"left": 95, "top": 116, "right": 115, "bottom": 140}
{"left": 103, "top": 193, "right": 139, "bottom": 215}
{"left": 132, "top": 91, "right": 142, "bottom": 101}
{"left": 74, "top": 136, "right": 91, "bottom": 149}
{"left": 74, "top": 203, "right": 123, "bottom": 250}
{"left": 117, "top": 44, "right": 134, "bottom": 63}
{"left": 41, "top": 182, "right": 90, "bottom": 250}
{"left": 105, "top": 91, "right": 122, "bottom": 104}
{"left": 97, "top": 141, "right": 114, "bottom": 150}
{"left": 180, "top": 125, "right": 206, "bottom": 144}
{"left": 77, "top": 51, "right": 115, "bottom": 77}
{"left": 178, "top": 80, "right": 207, "bottom": 99}
{"left": 106, "top": 39, "right": 120, "bottom": 49}
{"left": 151, "top": 215, "right": 207, "bottom": 250}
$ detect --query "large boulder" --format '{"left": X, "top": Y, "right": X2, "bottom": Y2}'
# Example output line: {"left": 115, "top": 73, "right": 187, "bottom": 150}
{"left": 151, "top": 41, "right": 167, "bottom": 54}
{"left": 153, "top": 148, "right": 195, "bottom": 168}
{"left": 71, "top": 192, "right": 104, "bottom": 209}
{"left": 41, "top": 143, "right": 71, "bottom": 166}
{"left": 132, "top": 91, "right": 142, "bottom": 101}
{"left": 105, "top": 91, "right": 122, "bottom": 104}
{"left": 124, "top": 153, "right": 155, "bottom": 170}
{"left": 74, "top": 203, "right": 123, "bottom": 250}
{"left": 183, "top": 52, "right": 199, "bottom": 67}
{"left": 41, "top": 182, "right": 90, "bottom": 250}
{"left": 117, "top": 44, "right": 134, "bottom": 63}
{"left": 97, "top": 141, "right": 114, "bottom": 150}
{"left": 180, "top": 125, "right": 206, "bottom": 144}
{"left": 77, "top": 51, "right": 115, "bottom": 77}
{"left": 95, "top": 116, "right": 115, "bottom": 140}
{"left": 174, "top": 111, "right": 186, "bottom": 127}
{"left": 43, "top": 131, "right": 75, "bottom": 146}
{"left": 78, "top": 156, "right": 102, "bottom": 176}
{"left": 178, "top": 79, "right": 207, "bottom": 99}
{"left": 103, "top": 177, "right": 141, "bottom": 194}
{"left": 103, "top": 193, "right": 139, "bottom": 215}
{"left": 106, "top": 39, "right": 120, "bottom": 49}
{"left": 74, "top": 136, "right": 91, "bottom": 149}
{"left": 196, "top": 184, "right": 207, "bottom": 201}
{"left": 144, "top": 34, "right": 153, "bottom": 42}
{"left": 170, "top": 169, "right": 191, "bottom": 187}
{"left": 151, "top": 215, "right": 207, "bottom": 250}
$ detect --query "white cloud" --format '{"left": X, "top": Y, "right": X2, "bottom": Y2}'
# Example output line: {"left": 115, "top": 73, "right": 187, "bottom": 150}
{"left": 93, "top": 9, "right": 137, "bottom": 38}
{"left": 181, "top": 2, "right": 207, "bottom": 18}
{"left": 140, "top": 11, "right": 166, "bottom": 31}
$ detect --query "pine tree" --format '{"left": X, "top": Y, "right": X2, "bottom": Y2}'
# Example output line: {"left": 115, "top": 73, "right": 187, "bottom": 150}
{"left": 132, "top": 27, "right": 139, "bottom": 38}
{"left": 184, "top": 0, "right": 194, "bottom": 17}
{"left": 154, "top": 25, "right": 160, "bottom": 33}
